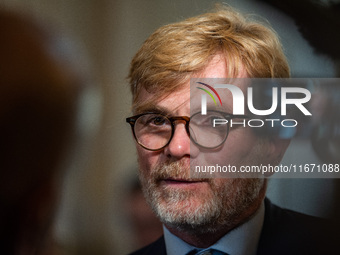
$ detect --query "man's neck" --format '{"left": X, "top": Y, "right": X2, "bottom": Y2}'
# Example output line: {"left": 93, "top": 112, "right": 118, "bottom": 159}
{"left": 165, "top": 225, "right": 231, "bottom": 248}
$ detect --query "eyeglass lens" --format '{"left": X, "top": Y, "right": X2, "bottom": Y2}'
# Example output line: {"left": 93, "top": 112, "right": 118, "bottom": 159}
{"left": 133, "top": 112, "right": 229, "bottom": 150}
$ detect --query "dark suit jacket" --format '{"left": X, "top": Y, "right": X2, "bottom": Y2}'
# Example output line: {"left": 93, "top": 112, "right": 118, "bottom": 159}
{"left": 130, "top": 199, "right": 339, "bottom": 255}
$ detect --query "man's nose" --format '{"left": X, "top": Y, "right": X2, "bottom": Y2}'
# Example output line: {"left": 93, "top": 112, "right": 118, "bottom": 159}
{"left": 163, "top": 122, "right": 198, "bottom": 159}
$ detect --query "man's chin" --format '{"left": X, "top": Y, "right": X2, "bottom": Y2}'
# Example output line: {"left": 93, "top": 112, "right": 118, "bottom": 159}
{"left": 161, "top": 212, "right": 221, "bottom": 235}
{"left": 151, "top": 196, "right": 221, "bottom": 231}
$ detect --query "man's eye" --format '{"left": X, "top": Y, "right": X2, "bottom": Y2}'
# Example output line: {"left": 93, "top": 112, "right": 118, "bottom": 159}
{"left": 147, "top": 116, "right": 167, "bottom": 126}
{"left": 199, "top": 115, "right": 224, "bottom": 126}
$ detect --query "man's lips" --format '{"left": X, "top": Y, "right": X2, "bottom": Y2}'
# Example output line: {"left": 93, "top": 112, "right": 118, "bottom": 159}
{"left": 160, "top": 178, "right": 208, "bottom": 187}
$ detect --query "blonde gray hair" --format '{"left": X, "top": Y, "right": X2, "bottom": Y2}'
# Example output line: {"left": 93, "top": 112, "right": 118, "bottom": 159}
{"left": 129, "top": 6, "right": 290, "bottom": 110}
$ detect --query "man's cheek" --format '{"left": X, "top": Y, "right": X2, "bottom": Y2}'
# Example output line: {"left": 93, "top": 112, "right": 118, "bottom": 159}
{"left": 137, "top": 150, "right": 156, "bottom": 173}
{"left": 137, "top": 158, "right": 150, "bottom": 176}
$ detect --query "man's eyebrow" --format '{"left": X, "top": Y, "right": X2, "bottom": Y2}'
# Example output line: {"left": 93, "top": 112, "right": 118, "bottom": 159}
{"left": 134, "top": 103, "right": 169, "bottom": 115}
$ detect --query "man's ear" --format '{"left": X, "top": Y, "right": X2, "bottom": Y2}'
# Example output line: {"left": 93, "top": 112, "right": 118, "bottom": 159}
{"left": 264, "top": 137, "right": 291, "bottom": 177}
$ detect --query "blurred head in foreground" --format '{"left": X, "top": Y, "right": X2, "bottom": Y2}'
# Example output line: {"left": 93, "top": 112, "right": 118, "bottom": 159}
{"left": 0, "top": 9, "right": 88, "bottom": 255}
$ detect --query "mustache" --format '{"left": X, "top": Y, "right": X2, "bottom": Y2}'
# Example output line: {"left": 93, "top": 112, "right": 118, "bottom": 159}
{"left": 151, "top": 159, "right": 210, "bottom": 183}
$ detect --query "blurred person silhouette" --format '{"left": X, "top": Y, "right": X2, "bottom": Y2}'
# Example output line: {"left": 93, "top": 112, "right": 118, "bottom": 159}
{"left": 0, "top": 8, "right": 93, "bottom": 255}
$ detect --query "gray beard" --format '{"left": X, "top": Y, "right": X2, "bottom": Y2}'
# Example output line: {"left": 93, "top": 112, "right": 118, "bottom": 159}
{"left": 139, "top": 160, "right": 264, "bottom": 234}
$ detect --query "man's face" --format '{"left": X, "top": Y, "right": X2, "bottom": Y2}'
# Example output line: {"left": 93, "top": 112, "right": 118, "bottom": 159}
{"left": 135, "top": 55, "right": 273, "bottom": 233}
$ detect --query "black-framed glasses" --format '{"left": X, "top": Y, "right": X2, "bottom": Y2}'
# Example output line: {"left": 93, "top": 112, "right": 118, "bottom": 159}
{"left": 126, "top": 111, "right": 246, "bottom": 151}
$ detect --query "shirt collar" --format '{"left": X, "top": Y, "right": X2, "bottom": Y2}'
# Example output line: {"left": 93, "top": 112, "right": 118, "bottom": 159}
{"left": 164, "top": 201, "right": 265, "bottom": 255}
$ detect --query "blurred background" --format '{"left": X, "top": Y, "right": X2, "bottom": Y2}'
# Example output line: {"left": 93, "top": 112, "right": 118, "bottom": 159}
{"left": 0, "top": 0, "right": 339, "bottom": 254}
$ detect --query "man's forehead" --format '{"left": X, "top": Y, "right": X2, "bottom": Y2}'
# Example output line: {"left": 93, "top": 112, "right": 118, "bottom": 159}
{"left": 134, "top": 82, "right": 249, "bottom": 115}
{"left": 134, "top": 86, "right": 190, "bottom": 114}
{"left": 133, "top": 56, "right": 249, "bottom": 114}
